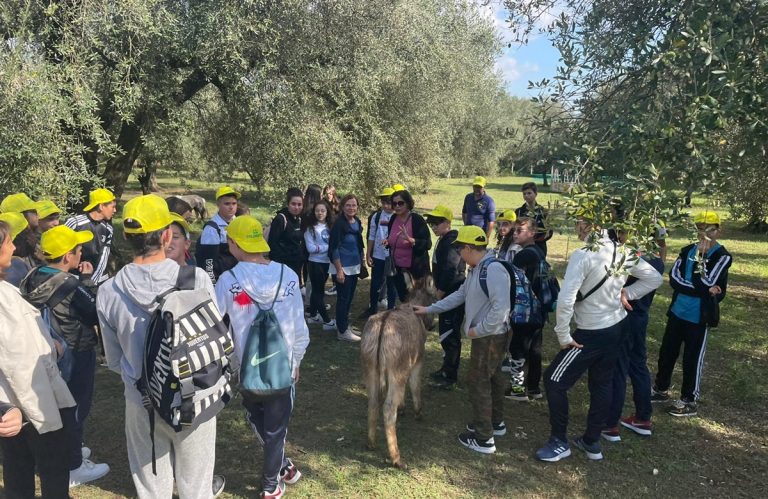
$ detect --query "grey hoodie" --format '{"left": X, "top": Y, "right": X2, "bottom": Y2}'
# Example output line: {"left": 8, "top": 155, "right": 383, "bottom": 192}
{"left": 426, "top": 252, "right": 511, "bottom": 338}
{"left": 96, "top": 259, "right": 215, "bottom": 406}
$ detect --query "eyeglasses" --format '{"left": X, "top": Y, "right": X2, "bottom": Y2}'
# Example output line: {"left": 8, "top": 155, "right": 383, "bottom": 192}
{"left": 393, "top": 201, "right": 406, "bottom": 207}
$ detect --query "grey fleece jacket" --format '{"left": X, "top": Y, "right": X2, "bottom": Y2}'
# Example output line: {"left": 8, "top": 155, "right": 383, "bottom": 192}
{"left": 426, "top": 253, "right": 511, "bottom": 338}
{"left": 96, "top": 259, "right": 215, "bottom": 406}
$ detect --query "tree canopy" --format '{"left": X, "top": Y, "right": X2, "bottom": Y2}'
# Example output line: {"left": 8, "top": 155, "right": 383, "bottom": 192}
{"left": 1, "top": 0, "right": 541, "bottom": 206}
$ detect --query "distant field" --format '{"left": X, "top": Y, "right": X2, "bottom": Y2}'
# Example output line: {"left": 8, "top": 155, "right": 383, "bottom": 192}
{"left": 14, "top": 174, "right": 768, "bottom": 498}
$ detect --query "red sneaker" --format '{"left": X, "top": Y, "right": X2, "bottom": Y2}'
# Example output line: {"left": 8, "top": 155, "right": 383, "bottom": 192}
{"left": 262, "top": 481, "right": 284, "bottom": 499}
{"left": 600, "top": 426, "right": 621, "bottom": 442}
{"left": 620, "top": 415, "right": 652, "bottom": 436}
{"left": 279, "top": 458, "right": 302, "bottom": 485}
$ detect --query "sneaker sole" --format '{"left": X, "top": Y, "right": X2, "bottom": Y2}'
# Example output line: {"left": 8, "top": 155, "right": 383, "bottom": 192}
{"left": 537, "top": 448, "right": 571, "bottom": 462}
{"left": 505, "top": 394, "right": 530, "bottom": 402}
{"left": 620, "top": 421, "right": 652, "bottom": 436}
{"left": 282, "top": 469, "right": 302, "bottom": 485}
{"left": 458, "top": 436, "right": 496, "bottom": 454}
{"left": 668, "top": 410, "right": 697, "bottom": 417}
{"left": 574, "top": 441, "right": 603, "bottom": 460}
{"left": 69, "top": 467, "right": 110, "bottom": 488}
{"left": 528, "top": 394, "right": 544, "bottom": 400}
{"left": 600, "top": 433, "right": 621, "bottom": 443}
{"left": 337, "top": 337, "right": 361, "bottom": 342}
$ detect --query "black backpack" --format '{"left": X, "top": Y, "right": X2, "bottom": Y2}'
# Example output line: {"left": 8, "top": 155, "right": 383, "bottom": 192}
{"left": 137, "top": 266, "right": 238, "bottom": 473}
{"left": 530, "top": 245, "right": 560, "bottom": 313}
{"left": 194, "top": 221, "right": 238, "bottom": 279}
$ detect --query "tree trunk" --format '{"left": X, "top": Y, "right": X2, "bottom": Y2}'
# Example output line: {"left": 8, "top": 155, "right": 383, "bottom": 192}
{"left": 103, "top": 119, "right": 145, "bottom": 198}
{"left": 137, "top": 160, "right": 160, "bottom": 194}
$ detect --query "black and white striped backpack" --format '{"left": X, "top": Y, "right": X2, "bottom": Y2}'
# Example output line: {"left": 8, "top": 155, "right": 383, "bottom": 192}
{"left": 137, "top": 265, "right": 238, "bottom": 473}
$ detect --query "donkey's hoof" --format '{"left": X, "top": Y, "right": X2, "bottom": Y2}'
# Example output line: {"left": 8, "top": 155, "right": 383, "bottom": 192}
{"left": 366, "top": 441, "right": 376, "bottom": 450}
{"left": 392, "top": 460, "right": 408, "bottom": 470}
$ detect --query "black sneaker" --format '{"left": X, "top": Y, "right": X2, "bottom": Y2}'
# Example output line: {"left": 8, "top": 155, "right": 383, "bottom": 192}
{"left": 668, "top": 399, "right": 697, "bottom": 417}
{"left": 458, "top": 430, "right": 496, "bottom": 454}
{"left": 212, "top": 475, "right": 226, "bottom": 497}
{"left": 528, "top": 389, "right": 544, "bottom": 400}
{"left": 429, "top": 368, "right": 446, "bottom": 381}
{"left": 573, "top": 436, "right": 604, "bottom": 460}
{"left": 465, "top": 421, "right": 506, "bottom": 436}
{"left": 651, "top": 387, "right": 671, "bottom": 403}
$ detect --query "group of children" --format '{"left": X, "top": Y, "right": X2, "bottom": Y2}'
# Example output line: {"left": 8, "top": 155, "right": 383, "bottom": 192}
{"left": 0, "top": 179, "right": 732, "bottom": 498}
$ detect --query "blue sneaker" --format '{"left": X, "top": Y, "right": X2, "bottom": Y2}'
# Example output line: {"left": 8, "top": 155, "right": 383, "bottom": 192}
{"left": 535, "top": 437, "right": 571, "bottom": 462}
{"left": 573, "top": 436, "right": 603, "bottom": 460}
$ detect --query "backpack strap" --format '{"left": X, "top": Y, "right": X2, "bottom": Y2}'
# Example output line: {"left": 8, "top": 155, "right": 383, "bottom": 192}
{"left": 228, "top": 264, "right": 285, "bottom": 312}
{"left": 478, "top": 258, "right": 513, "bottom": 297}
{"left": 576, "top": 241, "right": 617, "bottom": 302}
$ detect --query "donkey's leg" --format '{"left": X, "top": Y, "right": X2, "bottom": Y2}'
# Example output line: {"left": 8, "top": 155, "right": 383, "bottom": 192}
{"left": 365, "top": 365, "right": 380, "bottom": 450}
{"left": 408, "top": 358, "right": 424, "bottom": 420}
{"left": 383, "top": 372, "right": 407, "bottom": 469}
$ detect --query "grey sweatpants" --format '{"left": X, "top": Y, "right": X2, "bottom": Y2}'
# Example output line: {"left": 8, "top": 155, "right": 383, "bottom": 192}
{"left": 125, "top": 402, "right": 216, "bottom": 499}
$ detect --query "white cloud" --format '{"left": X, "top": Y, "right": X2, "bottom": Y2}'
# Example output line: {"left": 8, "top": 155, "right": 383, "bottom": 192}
{"left": 495, "top": 56, "right": 521, "bottom": 83}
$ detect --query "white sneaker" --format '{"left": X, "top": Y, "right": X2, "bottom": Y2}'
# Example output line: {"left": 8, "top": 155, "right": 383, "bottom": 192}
{"left": 322, "top": 319, "right": 337, "bottom": 331}
{"left": 337, "top": 328, "right": 361, "bottom": 342}
{"left": 81, "top": 446, "right": 91, "bottom": 460}
{"left": 378, "top": 299, "right": 388, "bottom": 309}
{"left": 69, "top": 459, "right": 110, "bottom": 488}
{"left": 306, "top": 313, "right": 323, "bottom": 325}
{"left": 325, "top": 286, "right": 337, "bottom": 296}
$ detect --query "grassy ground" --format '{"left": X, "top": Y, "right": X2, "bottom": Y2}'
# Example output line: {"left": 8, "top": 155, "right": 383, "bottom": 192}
{"left": 6, "top": 175, "right": 768, "bottom": 498}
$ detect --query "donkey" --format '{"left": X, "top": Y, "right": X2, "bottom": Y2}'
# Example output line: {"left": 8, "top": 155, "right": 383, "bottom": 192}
{"left": 360, "top": 275, "right": 437, "bottom": 469}
{"left": 178, "top": 194, "right": 208, "bottom": 220}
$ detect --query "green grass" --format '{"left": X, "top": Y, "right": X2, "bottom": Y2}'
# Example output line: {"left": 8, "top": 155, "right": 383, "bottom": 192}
{"left": 8, "top": 174, "right": 768, "bottom": 498}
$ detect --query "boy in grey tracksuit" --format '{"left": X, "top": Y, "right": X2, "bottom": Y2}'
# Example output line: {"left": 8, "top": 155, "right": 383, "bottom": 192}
{"left": 414, "top": 225, "right": 511, "bottom": 455}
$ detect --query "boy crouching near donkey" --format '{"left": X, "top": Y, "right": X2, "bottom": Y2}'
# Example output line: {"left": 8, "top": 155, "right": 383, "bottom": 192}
{"left": 215, "top": 216, "right": 310, "bottom": 498}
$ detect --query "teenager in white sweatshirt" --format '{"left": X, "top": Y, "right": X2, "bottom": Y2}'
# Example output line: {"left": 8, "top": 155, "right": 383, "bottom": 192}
{"left": 303, "top": 200, "right": 336, "bottom": 330}
{"left": 214, "top": 216, "right": 309, "bottom": 499}
{"left": 535, "top": 217, "right": 662, "bottom": 463}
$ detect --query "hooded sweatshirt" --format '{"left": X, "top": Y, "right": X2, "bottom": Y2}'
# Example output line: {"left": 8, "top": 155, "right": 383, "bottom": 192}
{"left": 96, "top": 259, "right": 215, "bottom": 406}
{"left": 267, "top": 208, "right": 304, "bottom": 265}
{"left": 20, "top": 266, "right": 99, "bottom": 351}
{"left": 214, "top": 261, "right": 309, "bottom": 373}
{"left": 426, "top": 252, "right": 511, "bottom": 338}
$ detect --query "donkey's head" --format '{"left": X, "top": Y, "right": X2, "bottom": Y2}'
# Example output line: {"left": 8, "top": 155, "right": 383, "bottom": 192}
{"left": 405, "top": 273, "right": 438, "bottom": 330}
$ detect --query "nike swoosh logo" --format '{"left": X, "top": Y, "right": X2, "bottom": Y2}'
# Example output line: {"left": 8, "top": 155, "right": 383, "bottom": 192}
{"left": 250, "top": 351, "right": 279, "bottom": 367}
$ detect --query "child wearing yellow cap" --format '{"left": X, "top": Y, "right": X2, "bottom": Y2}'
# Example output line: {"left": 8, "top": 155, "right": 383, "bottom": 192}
{"left": 195, "top": 186, "right": 240, "bottom": 283}
{"left": 64, "top": 188, "right": 117, "bottom": 285}
{"left": 19, "top": 225, "right": 111, "bottom": 486}
{"left": 652, "top": 211, "right": 732, "bottom": 417}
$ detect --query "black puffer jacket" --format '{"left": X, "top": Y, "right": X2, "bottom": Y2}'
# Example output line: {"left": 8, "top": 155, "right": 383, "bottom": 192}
{"left": 267, "top": 208, "right": 304, "bottom": 265}
{"left": 19, "top": 267, "right": 99, "bottom": 352}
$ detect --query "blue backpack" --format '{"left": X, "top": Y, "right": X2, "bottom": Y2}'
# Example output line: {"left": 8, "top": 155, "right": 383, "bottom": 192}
{"left": 478, "top": 258, "right": 543, "bottom": 327}
{"left": 233, "top": 265, "right": 294, "bottom": 401}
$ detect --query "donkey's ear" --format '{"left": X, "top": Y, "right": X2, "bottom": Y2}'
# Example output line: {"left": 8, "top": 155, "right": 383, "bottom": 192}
{"left": 403, "top": 271, "right": 415, "bottom": 292}
{"left": 423, "top": 273, "right": 434, "bottom": 291}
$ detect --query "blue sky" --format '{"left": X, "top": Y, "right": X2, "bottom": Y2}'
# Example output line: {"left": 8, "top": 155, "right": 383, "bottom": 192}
{"left": 479, "top": 1, "right": 561, "bottom": 98}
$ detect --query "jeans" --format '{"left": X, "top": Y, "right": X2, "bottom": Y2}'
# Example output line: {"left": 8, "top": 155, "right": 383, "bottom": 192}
{"left": 335, "top": 274, "right": 359, "bottom": 333}
{"left": 307, "top": 261, "right": 330, "bottom": 322}
{"left": 1, "top": 410, "right": 71, "bottom": 499}
{"left": 369, "top": 257, "right": 396, "bottom": 312}
{"left": 66, "top": 348, "right": 97, "bottom": 470}
{"left": 467, "top": 331, "right": 512, "bottom": 440}
{"left": 607, "top": 311, "right": 653, "bottom": 426}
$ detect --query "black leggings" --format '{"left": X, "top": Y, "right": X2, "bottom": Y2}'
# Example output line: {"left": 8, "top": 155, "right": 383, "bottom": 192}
{"left": 307, "top": 261, "right": 330, "bottom": 322}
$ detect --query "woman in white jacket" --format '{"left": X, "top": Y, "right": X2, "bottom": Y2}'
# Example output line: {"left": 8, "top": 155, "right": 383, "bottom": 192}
{"left": 0, "top": 219, "right": 76, "bottom": 498}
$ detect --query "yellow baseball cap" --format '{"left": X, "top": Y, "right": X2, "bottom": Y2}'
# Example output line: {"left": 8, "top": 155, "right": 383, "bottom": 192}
{"left": 379, "top": 187, "right": 395, "bottom": 197}
{"left": 497, "top": 209, "right": 517, "bottom": 223}
{"left": 1, "top": 193, "right": 37, "bottom": 214}
{"left": 425, "top": 205, "right": 453, "bottom": 222}
{"left": 0, "top": 212, "right": 29, "bottom": 240}
{"left": 83, "top": 188, "right": 115, "bottom": 212}
{"left": 41, "top": 225, "right": 94, "bottom": 259}
{"left": 391, "top": 184, "right": 407, "bottom": 192}
{"left": 454, "top": 225, "right": 488, "bottom": 246}
{"left": 35, "top": 200, "right": 62, "bottom": 220}
{"left": 227, "top": 215, "right": 270, "bottom": 253}
{"left": 216, "top": 186, "right": 241, "bottom": 200}
{"left": 694, "top": 211, "right": 721, "bottom": 225}
{"left": 122, "top": 194, "right": 174, "bottom": 234}
{"left": 472, "top": 176, "right": 487, "bottom": 188}
{"left": 169, "top": 213, "right": 191, "bottom": 239}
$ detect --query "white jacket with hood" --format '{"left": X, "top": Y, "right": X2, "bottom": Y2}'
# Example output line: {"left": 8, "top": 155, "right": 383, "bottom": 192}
{"left": 97, "top": 259, "right": 216, "bottom": 406}
{"left": 214, "top": 261, "right": 309, "bottom": 375}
